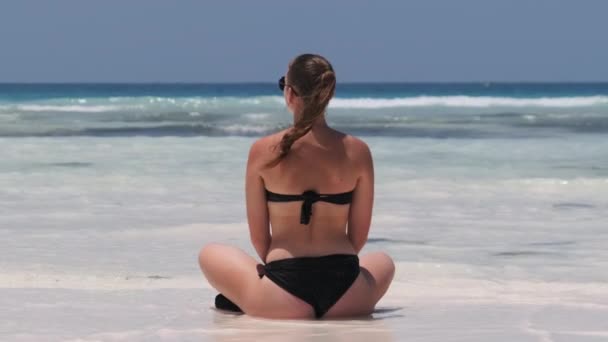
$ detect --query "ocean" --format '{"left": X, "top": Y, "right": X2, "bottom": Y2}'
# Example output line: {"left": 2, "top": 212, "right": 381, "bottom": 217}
{"left": 1, "top": 83, "right": 607, "bottom": 341}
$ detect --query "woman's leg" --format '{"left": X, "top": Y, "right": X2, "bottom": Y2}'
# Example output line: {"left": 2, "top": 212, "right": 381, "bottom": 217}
{"left": 324, "top": 251, "right": 395, "bottom": 318}
{"left": 198, "top": 243, "right": 314, "bottom": 319}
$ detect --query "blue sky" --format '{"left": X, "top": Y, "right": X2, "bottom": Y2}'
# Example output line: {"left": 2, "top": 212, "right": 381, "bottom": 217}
{"left": 1, "top": 0, "right": 606, "bottom": 82}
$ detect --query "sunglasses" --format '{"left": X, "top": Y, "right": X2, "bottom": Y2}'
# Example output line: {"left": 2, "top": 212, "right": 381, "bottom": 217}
{"left": 278, "top": 76, "right": 298, "bottom": 96}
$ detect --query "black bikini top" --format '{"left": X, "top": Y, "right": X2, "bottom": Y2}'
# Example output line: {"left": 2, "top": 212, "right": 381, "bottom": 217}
{"left": 265, "top": 189, "right": 354, "bottom": 225}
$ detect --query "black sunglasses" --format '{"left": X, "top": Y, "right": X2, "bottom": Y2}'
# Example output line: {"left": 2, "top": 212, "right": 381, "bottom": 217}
{"left": 278, "top": 76, "right": 298, "bottom": 95}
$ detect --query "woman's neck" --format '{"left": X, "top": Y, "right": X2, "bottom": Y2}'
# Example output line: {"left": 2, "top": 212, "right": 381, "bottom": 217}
{"left": 292, "top": 114, "right": 328, "bottom": 130}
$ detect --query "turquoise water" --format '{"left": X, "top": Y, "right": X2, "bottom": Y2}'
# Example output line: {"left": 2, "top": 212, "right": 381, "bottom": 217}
{"left": 2, "top": 82, "right": 608, "bottom": 99}
{"left": 1, "top": 83, "right": 608, "bottom": 138}
{"left": 1, "top": 83, "right": 607, "bottom": 284}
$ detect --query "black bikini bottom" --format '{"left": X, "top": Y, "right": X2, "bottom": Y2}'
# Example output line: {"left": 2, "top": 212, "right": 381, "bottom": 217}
{"left": 215, "top": 254, "right": 360, "bottom": 318}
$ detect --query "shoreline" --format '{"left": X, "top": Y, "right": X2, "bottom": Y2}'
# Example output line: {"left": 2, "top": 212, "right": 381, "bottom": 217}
{"left": 2, "top": 287, "right": 606, "bottom": 341}
{"left": 2, "top": 264, "right": 607, "bottom": 341}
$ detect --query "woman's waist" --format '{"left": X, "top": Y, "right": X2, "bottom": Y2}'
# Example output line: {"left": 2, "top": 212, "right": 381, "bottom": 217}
{"left": 266, "top": 238, "right": 356, "bottom": 263}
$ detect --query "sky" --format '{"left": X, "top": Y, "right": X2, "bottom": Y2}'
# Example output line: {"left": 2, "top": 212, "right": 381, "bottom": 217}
{"left": 0, "top": 0, "right": 607, "bottom": 82}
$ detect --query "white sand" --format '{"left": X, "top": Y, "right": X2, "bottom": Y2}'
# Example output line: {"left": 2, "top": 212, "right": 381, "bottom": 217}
{"left": 2, "top": 264, "right": 607, "bottom": 342}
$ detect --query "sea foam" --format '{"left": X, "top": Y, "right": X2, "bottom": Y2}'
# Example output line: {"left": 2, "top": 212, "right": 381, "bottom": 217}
{"left": 329, "top": 95, "right": 608, "bottom": 109}
{"left": 3, "top": 95, "right": 607, "bottom": 116}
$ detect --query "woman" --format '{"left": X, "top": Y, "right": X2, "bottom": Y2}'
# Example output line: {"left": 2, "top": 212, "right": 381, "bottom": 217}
{"left": 199, "top": 54, "right": 394, "bottom": 319}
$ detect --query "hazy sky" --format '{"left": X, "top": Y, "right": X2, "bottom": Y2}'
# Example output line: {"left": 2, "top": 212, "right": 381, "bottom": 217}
{"left": 1, "top": 0, "right": 606, "bottom": 82}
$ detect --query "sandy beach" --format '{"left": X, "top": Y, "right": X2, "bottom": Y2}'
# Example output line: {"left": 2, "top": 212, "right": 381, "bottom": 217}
{"left": 3, "top": 261, "right": 608, "bottom": 341}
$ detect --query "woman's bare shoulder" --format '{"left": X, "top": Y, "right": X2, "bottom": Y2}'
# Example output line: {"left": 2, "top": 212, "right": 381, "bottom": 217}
{"left": 342, "top": 134, "right": 372, "bottom": 162}
{"left": 248, "top": 130, "right": 287, "bottom": 163}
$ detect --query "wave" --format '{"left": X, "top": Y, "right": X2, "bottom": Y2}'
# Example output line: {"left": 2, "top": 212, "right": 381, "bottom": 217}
{"left": 3, "top": 110, "right": 608, "bottom": 138}
{"left": 6, "top": 104, "right": 128, "bottom": 112}
{"left": 2, "top": 95, "right": 608, "bottom": 114}
{"left": 0, "top": 96, "right": 281, "bottom": 114}
{"left": 0, "top": 123, "right": 600, "bottom": 139}
{"left": 1, "top": 93, "right": 608, "bottom": 138}
{"left": 0, "top": 124, "right": 283, "bottom": 138}
{"left": 330, "top": 96, "right": 608, "bottom": 109}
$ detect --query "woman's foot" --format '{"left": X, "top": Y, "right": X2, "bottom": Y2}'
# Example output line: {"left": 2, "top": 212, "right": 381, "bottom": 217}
{"left": 215, "top": 293, "right": 243, "bottom": 313}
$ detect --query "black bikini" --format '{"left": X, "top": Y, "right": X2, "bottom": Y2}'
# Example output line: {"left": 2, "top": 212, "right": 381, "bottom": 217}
{"left": 265, "top": 188, "right": 354, "bottom": 224}
{"left": 258, "top": 254, "right": 360, "bottom": 318}
{"left": 215, "top": 188, "right": 360, "bottom": 318}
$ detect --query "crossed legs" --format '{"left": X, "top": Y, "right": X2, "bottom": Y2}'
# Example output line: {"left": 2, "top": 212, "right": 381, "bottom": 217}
{"left": 198, "top": 243, "right": 395, "bottom": 319}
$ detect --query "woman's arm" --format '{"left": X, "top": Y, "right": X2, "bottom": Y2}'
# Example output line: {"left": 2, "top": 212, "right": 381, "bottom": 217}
{"left": 245, "top": 140, "right": 271, "bottom": 262}
{"left": 347, "top": 140, "right": 374, "bottom": 254}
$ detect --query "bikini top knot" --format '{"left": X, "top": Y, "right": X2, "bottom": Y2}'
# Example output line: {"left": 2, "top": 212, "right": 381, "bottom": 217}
{"left": 300, "top": 190, "right": 321, "bottom": 225}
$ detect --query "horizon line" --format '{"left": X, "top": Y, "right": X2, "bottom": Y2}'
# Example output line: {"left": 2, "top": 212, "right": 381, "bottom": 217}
{"left": 1, "top": 81, "right": 608, "bottom": 85}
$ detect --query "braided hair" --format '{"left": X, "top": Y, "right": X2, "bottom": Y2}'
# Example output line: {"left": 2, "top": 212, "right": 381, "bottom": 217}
{"left": 267, "top": 54, "right": 336, "bottom": 167}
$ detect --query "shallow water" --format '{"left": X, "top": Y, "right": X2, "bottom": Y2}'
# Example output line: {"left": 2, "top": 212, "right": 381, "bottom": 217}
{"left": 1, "top": 83, "right": 607, "bottom": 340}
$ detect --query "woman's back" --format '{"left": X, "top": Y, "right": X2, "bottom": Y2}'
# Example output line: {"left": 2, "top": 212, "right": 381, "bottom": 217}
{"left": 254, "top": 126, "right": 373, "bottom": 261}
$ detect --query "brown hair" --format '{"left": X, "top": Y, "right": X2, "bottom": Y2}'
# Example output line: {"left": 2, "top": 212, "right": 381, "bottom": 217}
{"left": 267, "top": 54, "right": 336, "bottom": 167}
